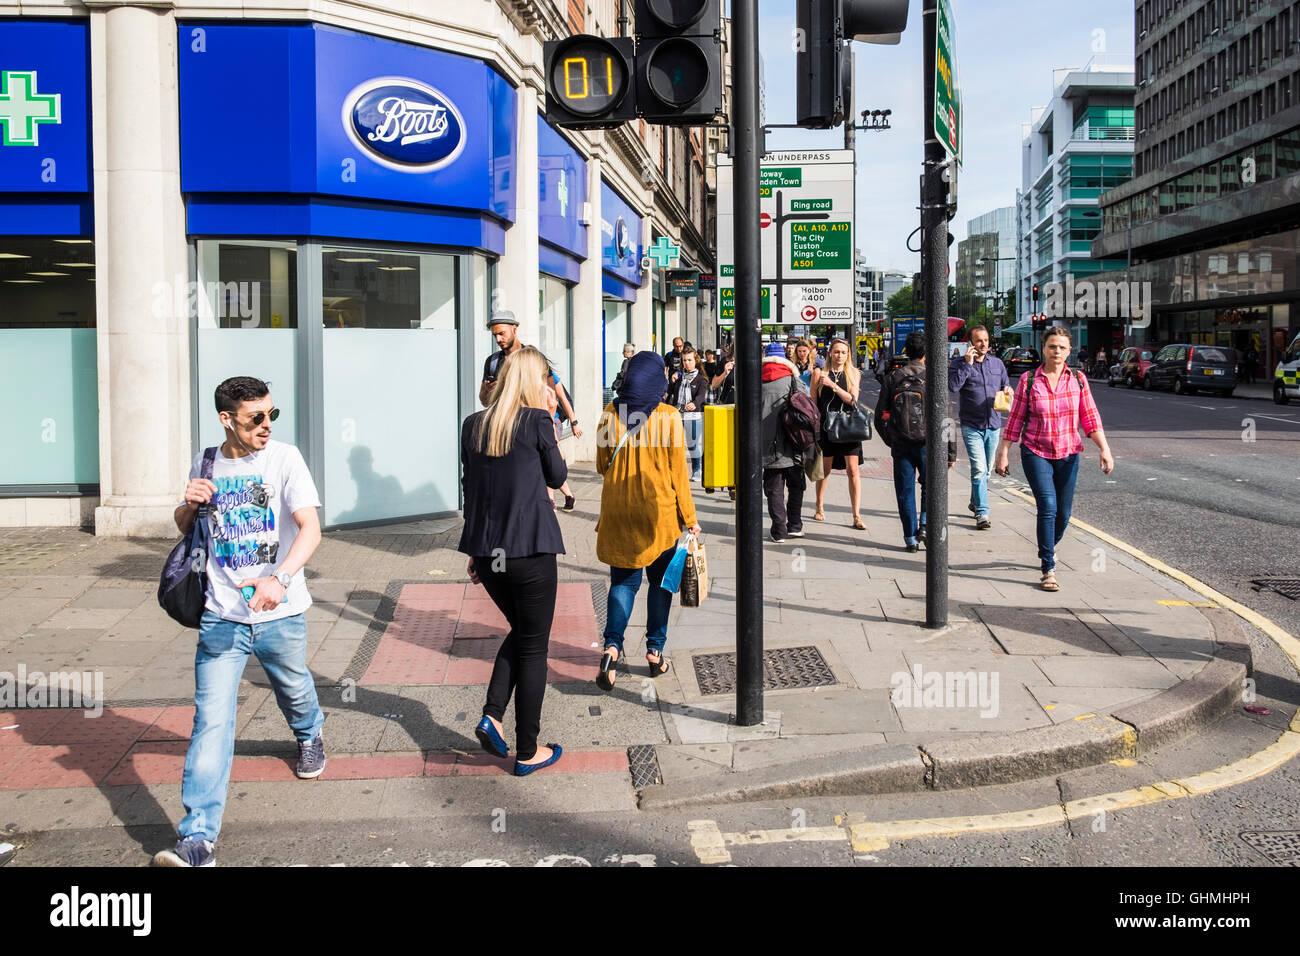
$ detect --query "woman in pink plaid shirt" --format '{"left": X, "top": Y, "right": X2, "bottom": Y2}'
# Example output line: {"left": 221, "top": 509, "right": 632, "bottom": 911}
{"left": 994, "top": 326, "right": 1115, "bottom": 592}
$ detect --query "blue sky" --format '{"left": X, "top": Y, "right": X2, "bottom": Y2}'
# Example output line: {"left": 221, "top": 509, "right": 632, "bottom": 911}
{"left": 747, "top": 0, "right": 1136, "bottom": 272}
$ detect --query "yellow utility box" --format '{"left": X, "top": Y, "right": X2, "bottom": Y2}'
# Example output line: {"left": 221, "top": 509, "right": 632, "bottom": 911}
{"left": 702, "top": 404, "right": 736, "bottom": 489}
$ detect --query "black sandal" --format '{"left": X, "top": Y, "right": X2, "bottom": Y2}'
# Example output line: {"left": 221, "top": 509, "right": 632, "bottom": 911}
{"left": 596, "top": 648, "right": 619, "bottom": 691}
{"left": 646, "top": 652, "right": 671, "bottom": 677}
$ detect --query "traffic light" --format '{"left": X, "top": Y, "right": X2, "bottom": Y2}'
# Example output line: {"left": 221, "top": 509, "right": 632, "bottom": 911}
{"left": 634, "top": 0, "right": 723, "bottom": 126}
{"left": 544, "top": 35, "right": 635, "bottom": 129}
{"left": 797, "top": 0, "right": 910, "bottom": 128}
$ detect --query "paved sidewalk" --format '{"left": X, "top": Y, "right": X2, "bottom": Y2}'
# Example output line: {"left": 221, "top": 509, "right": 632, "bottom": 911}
{"left": 0, "top": 437, "right": 1257, "bottom": 827}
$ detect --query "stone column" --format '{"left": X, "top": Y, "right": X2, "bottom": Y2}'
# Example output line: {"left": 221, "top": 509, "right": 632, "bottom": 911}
{"left": 570, "top": 150, "right": 604, "bottom": 463}
{"left": 89, "top": 2, "right": 191, "bottom": 536}
{"left": 502, "top": 84, "right": 541, "bottom": 344}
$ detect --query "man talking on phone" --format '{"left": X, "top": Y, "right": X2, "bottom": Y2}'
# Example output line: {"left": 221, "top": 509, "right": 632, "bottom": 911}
{"left": 947, "top": 325, "right": 1012, "bottom": 530}
{"left": 154, "top": 376, "right": 324, "bottom": 867}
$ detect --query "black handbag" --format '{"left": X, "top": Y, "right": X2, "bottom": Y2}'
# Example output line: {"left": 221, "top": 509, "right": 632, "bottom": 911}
{"left": 157, "top": 447, "right": 217, "bottom": 628}
{"left": 822, "top": 375, "right": 872, "bottom": 444}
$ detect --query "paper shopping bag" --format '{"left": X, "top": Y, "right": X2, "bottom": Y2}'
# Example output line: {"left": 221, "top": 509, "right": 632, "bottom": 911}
{"left": 680, "top": 535, "right": 708, "bottom": 608}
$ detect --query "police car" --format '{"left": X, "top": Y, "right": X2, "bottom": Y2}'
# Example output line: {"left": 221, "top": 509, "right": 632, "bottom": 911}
{"left": 1276, "top": 332, "right": 1300, "bottom": 405}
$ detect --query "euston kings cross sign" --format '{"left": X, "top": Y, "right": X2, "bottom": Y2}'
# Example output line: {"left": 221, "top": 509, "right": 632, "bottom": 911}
{"left": 934, "top": 0, "right": 961, "bottom": 163}
{"left": 0, "top": 70, "right": 61, "bottom": 147}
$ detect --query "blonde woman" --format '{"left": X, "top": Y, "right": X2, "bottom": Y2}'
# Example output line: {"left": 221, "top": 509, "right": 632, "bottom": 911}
{"left": 459, "top": 346, "right": 566, "bottom": 775}
{"left": 811, "top": 338, "right": 866, "bottom": 529}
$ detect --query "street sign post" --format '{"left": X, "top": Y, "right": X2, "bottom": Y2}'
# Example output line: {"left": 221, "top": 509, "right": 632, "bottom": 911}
{"left": 717, "top": 150, "right": 855, "bottom": 326}
{"left": 933, "top": 0, "right": 961, "bottom": 163}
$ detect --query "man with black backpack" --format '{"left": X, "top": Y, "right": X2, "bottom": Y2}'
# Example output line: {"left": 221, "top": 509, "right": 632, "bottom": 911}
{"left": 875, "top": 331, "right": 956, "bottom": 552}
{"left": 760, "top": 343, "right": 818, "bottom": 542}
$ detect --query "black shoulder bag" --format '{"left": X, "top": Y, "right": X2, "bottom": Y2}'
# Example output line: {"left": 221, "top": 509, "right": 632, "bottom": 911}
{"left": 158, "top": 447, "right": 217, "bottom": 628}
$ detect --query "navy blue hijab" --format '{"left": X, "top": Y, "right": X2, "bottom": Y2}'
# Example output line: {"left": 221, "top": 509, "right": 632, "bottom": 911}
{"left": 614, "top": 350, "right": 667, "bottom": 428}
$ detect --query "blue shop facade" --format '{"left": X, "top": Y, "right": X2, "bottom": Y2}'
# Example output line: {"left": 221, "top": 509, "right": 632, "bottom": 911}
{"left": 0, "top": 17, "right": 660, "bottom": 529}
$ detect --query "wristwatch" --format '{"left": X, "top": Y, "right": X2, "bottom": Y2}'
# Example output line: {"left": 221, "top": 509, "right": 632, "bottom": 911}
{"left": 274, "top": 571, "right": 292, "bottom": 590}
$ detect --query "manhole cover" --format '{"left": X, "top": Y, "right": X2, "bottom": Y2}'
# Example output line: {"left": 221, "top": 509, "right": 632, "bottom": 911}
{"left": 1240, "top": 830, "right": 1300, "bottom": 865}
{"left": 1251, "top": 579, "right": 1300, "bottom": 601}
{"left": 627, "top": 745, "right": 662, "bottom": 789}
{"left": 692, "top": 645, "right": 836, "bottom": 696}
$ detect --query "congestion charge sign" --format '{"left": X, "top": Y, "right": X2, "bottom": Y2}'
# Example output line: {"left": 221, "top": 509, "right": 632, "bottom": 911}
{"left": 716, "top": 150, "right": 856, "bottom": 325}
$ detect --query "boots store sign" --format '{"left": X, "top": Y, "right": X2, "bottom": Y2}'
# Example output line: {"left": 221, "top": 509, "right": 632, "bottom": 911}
{"left": 343, "top": 78, "right": 467, "bottom": 172}
{"left": 179, "top": 24, "right": 517, "bottom": 219}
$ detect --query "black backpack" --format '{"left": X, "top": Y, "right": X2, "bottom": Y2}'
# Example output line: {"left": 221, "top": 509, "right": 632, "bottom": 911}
{"left": 890, "top": 367, "right": 927, "bottom": 443}
{"left": 782, "top": 380, "right": 821, "bottom": 453}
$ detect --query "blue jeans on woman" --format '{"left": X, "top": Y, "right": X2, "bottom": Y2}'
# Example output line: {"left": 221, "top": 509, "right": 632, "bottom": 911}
{"left": 180, "top": 610, "right": 324, "bottom": 841}
{"left": 1019, "top": 447, "right": 1080, "bottom": 573}
{"left": 603, "top": 544, "right": 677, "bottom": 657}
{"left": 682, "top": 415, "right": 703, "bottom": 479}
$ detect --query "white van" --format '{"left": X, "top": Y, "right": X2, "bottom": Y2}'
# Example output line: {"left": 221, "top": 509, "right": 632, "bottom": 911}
{"left": 1276, "top": 332, "right": 1300, "bottom": 405}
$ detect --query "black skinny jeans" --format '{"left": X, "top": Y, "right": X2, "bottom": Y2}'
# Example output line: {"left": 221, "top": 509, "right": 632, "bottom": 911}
{"left": 473, "top": 552, "right": 557, "bottom": 760}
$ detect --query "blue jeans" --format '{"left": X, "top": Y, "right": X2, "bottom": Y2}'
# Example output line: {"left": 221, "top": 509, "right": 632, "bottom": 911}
{"left": 682, "top": 415, "right": 702, "bottom": 478}
{"left": 892, "top": 443, "right": 928, "bottom": 543}
{"left": 1020, "top": 447, "right": 1080, "bottom": 573}
{"left": 179, "top": 610, "right": 324, "bottom": 841}
{"left": 603, "top": 544, "right": 677, "bottom": 656}
{"left": 961, "top": 426, "right": 1001, "bottom": 517}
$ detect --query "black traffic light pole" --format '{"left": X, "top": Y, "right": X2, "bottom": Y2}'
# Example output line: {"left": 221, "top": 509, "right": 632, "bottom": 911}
{"left": 922, "top": 0, "right": 949, "bottom": 629}
{"left": 732, "top": 0, "right": 763, "bottom": 726}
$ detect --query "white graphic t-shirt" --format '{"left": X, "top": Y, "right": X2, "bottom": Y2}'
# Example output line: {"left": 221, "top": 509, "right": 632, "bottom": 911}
{"left": 189, "top": 440, "right": 321, "bottom": 624}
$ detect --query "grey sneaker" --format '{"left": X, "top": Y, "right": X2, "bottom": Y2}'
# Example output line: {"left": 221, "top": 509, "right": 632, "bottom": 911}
{"left": 976, "top": 515, "right": 992, "bottom": 530}
{"left": 296, "top": 732, "right": 326, "bottom": 779}
{"left": 153, "top": 835, "right": 215, "bottom": 867}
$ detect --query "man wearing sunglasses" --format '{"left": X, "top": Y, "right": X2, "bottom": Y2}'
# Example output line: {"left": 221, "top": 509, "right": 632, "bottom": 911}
{"left": 154, "top": 376, "right": 324, "bottom": 867}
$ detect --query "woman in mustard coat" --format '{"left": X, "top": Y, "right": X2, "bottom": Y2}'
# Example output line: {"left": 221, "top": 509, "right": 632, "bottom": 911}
{"left": 594, "top": 351, "right": 701, "bottom": 690}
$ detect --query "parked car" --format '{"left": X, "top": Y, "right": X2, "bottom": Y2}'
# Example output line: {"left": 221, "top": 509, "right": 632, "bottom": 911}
{"left": 1003, "top": 347, "right": 1041, "bottom": 378}
{"left": 1143, "top": 343, "right": 1237, "bottom": 396}
{"left": 1107, "top": 347, "right": 1157, "bottom": 388}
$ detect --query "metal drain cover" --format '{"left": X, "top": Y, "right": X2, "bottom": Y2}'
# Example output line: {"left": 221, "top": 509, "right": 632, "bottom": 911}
{"left": 1251, "top": 579, "right": 1300, "bottom": 601}
{"left": 1240, "top": 830, "right": 1300, "bottom": 865}
{"left": 692, "top": 645, "right": 836, "bottom": 696}
{"left": 627, "top": 745, "right": 662, "bottom": 789}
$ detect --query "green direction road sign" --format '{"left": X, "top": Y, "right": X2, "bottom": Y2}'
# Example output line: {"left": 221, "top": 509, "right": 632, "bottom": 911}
{"left": 934, "top": 0, "right": 961, "bottom": 162}
{"left": 720, "top": 286, "right": 770, "bottom": 321}
{"left": 0, "top": 71, "right": 61, "bottom": 147}
{"left": 790, "top": 222, "right": 851, "bottom": 270}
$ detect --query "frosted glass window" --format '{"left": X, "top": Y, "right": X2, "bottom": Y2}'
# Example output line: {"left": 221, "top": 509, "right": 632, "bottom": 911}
{"left": 0, "top": 238, "right": 99, "bottom": 487}
{"left": 539, "top": 273, "right": 573, "bottom": 389}
{"left": 322, "top": 248, "right": 459, "bottom": 526}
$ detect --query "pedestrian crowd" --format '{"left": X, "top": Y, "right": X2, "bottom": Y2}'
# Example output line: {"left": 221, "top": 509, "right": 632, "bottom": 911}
{"left": 152, "top": 311, "right": 1112, "bottom": 866}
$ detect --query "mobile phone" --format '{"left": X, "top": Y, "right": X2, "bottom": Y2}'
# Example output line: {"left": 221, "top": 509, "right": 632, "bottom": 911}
{"left": 241, "top": 585, "right": 288, "bottom": 605}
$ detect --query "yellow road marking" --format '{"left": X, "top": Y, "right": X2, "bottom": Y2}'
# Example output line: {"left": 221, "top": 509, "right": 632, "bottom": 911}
{"left": 683, "top": 493, "right": 1300, "bottom": 863}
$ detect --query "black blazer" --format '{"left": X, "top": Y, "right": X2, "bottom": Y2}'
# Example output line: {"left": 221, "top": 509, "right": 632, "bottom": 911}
{"left": 458, "top": 407, "right": 567, "bottom": 559}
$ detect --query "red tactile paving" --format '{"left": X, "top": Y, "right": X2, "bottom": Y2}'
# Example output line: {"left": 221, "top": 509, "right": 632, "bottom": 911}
{"left": 0, "top": 745, "right": 33, "bottom": 779}
{"left": 102, "top": 741, "right": 188, "bottom": 786}
{"left": 0, "top": 709, "right": 75, "bottom": 746}
{"left": 42, "top": 706, "right": 164, "bottom": 746}
{"left": 140, "top": 706, "right": 197, "bottom": 742}
{"left": 360, "top": 583, "right": 600, "bottom": 687}
{"left": 319, "top": 754, "right": 426, "bottom": 780}
{"left": 0, "top": 743, "right": 128, "bottom": 789}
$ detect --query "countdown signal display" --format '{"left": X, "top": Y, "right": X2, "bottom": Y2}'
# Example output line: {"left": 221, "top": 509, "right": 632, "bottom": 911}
{"left": 543, "top": 36, "right": 635, "bottom": 129}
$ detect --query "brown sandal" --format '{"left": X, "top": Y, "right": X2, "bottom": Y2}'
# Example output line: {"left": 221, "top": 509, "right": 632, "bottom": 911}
{"left": 1040, "top": 571, "right": 1060, "bottom": 592}
{"left": 852, "top": 516, "right": 866, "bottom": 530}
{"left": 813, "top": 510, "right": 825, "bottom": 521}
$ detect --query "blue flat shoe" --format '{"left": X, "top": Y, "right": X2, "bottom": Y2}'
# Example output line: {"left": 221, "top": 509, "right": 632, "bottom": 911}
{"left": 475, "top": 715, "right": 508, "bottom": 759}
{"left": 513, "top": 744, "right": 562, "bottom": 777}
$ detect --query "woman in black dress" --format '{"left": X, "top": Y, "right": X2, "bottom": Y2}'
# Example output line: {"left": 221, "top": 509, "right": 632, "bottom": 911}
{"left": 811, "top": 338, "right": 865, "bottom": 529}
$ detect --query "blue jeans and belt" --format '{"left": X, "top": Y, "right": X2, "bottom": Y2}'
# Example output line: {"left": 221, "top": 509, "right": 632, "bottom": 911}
{"left": 1020, "top": 447, "right": 1080, "bottom": 573}
{"left": 180, "top": 610, "right": 324, "bottom": 842}
{"left": 682, "top": 415, "right": 702, "bottom": 478}
{"left": 961, "top": 426, "right": 1001, "bottom": 518}
{"left": 603, "top": 544, "right": 677, "bottom": 657}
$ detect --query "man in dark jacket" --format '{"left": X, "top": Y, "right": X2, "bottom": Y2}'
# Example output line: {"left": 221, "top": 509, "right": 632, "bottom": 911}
{"left": 760, "top": 343, "right": 806, "bottom": 542}
{"left": 875, "top": 332, "right": 956, "bottom": 552}
{"left": 947, "top": 324, "right": 1012, "bottom": 530}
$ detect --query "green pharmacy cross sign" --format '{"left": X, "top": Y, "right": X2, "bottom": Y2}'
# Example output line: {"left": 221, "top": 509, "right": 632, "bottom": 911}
{"left": 0, "top": 71, "right": 61, "bottom": 147}
{"left": 647, "top": 236, "right": 680, "bottom": 267}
